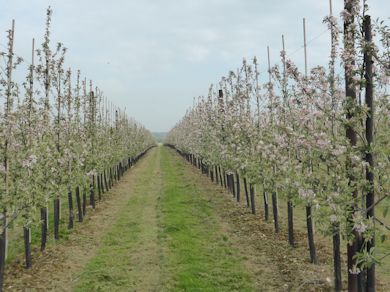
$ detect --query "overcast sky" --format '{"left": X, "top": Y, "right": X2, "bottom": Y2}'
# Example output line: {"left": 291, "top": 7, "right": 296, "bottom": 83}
{"left": 0, "top": 0, "right": 389, "bottom": 132}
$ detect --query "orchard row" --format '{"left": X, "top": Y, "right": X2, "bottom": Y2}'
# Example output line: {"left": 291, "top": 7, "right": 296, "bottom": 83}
{"left": 166, "top": 1, "right": 389, "bottom": 291}
{"left": 0, "top": 8, "right": 155, "bottom": 290}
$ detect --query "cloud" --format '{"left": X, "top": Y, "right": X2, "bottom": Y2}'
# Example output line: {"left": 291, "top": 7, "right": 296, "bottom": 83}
{"left": 185, "top": 45, "right": 211, "bottom": 62}
{"left": 0, "top": 0, "right": 389, "bottom": 132}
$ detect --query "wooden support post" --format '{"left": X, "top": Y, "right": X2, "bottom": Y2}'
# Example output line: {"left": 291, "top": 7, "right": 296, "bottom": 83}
{"left": 363, "top": 14, "right": 375, "bottom": 292}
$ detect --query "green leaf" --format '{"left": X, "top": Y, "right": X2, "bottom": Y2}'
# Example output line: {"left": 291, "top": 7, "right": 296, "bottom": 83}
{"left": 383, "top": 205, "right": 389, "bottom": 218}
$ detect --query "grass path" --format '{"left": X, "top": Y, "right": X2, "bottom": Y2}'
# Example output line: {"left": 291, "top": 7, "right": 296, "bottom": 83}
{"left": 158, "top": 146, "right": 253, "bottom": 291}
{"left": 75, "top": 146, "right": 255, "bottom": 291}
{"left": 75, "top": 145, "right": 163, "bottom": 291}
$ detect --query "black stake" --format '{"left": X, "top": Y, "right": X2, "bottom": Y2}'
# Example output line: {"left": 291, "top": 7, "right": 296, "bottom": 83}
{"left": 287, "top": 200, "right": 294, "bottom": 246}
{"left": 82, "top": 188, "right": 87, "bottom": 216}
{"left": 54, "top": 198, "right": 60, "bottom": 240}
{"left": 236, "top": 172, "right": 240, "bottom": 202}
{"left": 76, "top": 186, "right": 83, "bottom": 222}
{"left": 272, "top": 192, "right": 279, "bottom": 233}
{"left": 68, "top": 190, "right": 74, "bottom": 229}
{"left": 23, "top": 227, "right": 32, "bottom": 269}
{"left": 306, "top": 205, "right": 317, "bottom": 264}
{"left": 250, "top": 184, "right": 256, "bottom": 215}
{"left": 333, "top": 223, "right": 342, "bottom": 291}
{"left": 363, "top": 15, "right": 375, "bottom": 292}
{"left": 244, "top": 177, "right": 250, "bottom": 208}
{"left": 263, "top": 190, "right": 269, "bottom": 221}
{"left": 40, "top": 207, "right": 48, "bottom": 251}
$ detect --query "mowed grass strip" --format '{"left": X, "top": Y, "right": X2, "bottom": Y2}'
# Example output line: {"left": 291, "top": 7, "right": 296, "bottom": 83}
{"left": 75, "top": 146, "right": 254, "bottom": 291}
{"left": 159, "top": 147, "right": 253, "bottom": 291}
{"left": 75, "top": 148, "right": 162, "bottom": 291}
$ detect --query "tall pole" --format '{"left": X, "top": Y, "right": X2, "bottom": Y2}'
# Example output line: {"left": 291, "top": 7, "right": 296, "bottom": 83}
{"left": 364, "top": 15, "right": 375, "bottom": 292}
{"left": 344, "top": 0, "right": 361, "bottom": 290}
{"left": 282, "top": 35, "right": 286, "bottom": 83}
{"left": 28, "top": 38, "right": 35, "bottom": 128}
{"left": 1, "top": 19, "right": 16, "bottom": 292}
{"left": 329, "top": 0, "right": 337, "bottom": 136}
{"left": 327, "top": 1, "right": 342, "bottom": 291}
{"left": 281, "top": 35, "right": 287, "bottom": 104}
{"left": 303, "top": 18, "right": 308, "bottom": 77}
{"left": 267, "top": 46, "right": 271, "bottom": 84}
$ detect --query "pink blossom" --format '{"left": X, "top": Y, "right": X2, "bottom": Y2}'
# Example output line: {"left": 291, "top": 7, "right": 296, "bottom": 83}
{"left": 349, "top": 267, "right": 362, "bottom": 275}
{"left": 330, "top": 214, "right": 338, "bottom": 223}
{"left": 298, "top": 188, "right": 315, "bottom": 199}
{"left": 22, "top": 154, "right": 38, "bottom": 169}
{"left": 86, "top": 170, "right": 97, "bottom": 178}
{"left": 340, "top": 8, "right": 352, "bottom": 21}
{"left": 316, "top": 138, "right": 329, "bottom": 149}
{"left": 353, "top": 219, "right": 368, "bottom": 234}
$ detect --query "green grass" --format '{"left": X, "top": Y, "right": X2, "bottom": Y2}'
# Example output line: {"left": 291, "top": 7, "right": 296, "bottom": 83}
{"left": 74, "top": 209, "right": 145, "bottom": 291}
{"left": 159, "top": 147, "right": 253, "bottom": 291}
{"left": 75, "top": 146, "right": 254, "bottom": 291}
{"left": 376, "top": 197, "right": 390, "bottom": 282}
{"left": 75, "top": 150, "right": 160, "bottom": 291}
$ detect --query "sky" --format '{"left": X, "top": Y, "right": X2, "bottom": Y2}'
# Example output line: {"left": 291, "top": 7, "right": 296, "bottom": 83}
{"left": 0, "top": 0, "right": 389, "bottom": 132}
